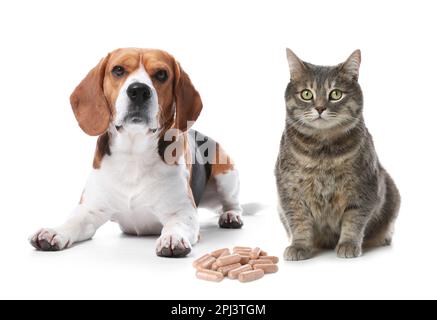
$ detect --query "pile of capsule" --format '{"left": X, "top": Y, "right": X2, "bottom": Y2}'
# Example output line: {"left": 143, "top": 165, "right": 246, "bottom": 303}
{"left": 193, "top": 246, "right": 279, "bottom": 283}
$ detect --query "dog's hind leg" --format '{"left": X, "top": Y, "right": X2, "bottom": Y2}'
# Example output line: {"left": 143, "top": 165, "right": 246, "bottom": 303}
{"left": 210, "top": 144, "right": 243, "bottom": 229}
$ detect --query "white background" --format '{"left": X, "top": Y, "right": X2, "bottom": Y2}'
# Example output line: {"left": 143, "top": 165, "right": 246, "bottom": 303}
{"left": 1, "top": 0, "right": 436, "bottom": 300}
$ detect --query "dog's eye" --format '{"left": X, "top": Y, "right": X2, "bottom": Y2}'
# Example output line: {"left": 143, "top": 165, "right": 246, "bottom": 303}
{"left": 112, "top": 66, "right": 126, "bottom": 78}
{"left": 154, "top": 70, "right": 168, "bottom": 83}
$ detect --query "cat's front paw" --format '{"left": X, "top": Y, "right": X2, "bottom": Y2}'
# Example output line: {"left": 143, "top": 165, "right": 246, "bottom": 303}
{"left": 336, "top": 242, "right": 362, "bottom": 259}
{"left": 284, "top": 245, "right": 313, "bottom": 261}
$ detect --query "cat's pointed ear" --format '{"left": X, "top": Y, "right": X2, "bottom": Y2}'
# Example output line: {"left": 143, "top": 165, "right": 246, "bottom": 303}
{"left": 341, "top": 49, "right": 361, "bottom": 81}
{"left": 286, "top": 48, "right": 306, "bottom": 81}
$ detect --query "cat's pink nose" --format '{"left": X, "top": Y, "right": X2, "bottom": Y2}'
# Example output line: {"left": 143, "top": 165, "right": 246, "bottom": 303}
{"left": 315, "top": 106, "right": 326, "bottom": 115}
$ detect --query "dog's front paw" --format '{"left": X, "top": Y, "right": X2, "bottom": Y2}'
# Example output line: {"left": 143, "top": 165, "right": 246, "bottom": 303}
{"left": 29, "top": 228, "right": 71, "bottom": 251}
{"left": 218, "top": 211, "right": 243, "bottom": 229}
{"left": 284, "top": 245, "right": 313, "bottom": 261}
{"left": 336, "top": 242, "right": 362, "bottom": 259}
{"left": 156, "top": 233, "right": 192, "bottom": 258}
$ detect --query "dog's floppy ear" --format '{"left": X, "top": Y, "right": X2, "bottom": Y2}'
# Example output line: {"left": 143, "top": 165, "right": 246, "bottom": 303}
{"left": 173, "top": 61, "right": 203, "bottom": 133}
{"left": 70, "top": 55, "right": 111, "bottom": 136}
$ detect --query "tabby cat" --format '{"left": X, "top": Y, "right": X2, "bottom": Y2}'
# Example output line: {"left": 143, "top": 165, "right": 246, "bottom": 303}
{"left": 275, "top": 49, "right": 400, "bottom": 260}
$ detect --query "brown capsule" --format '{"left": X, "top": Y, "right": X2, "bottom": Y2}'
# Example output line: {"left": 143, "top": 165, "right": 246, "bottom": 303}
{"left": 250, "top": 247, "right": 261, "bottom": 259}
{"left": 192, "top": 254, "right": 211, "bottom": 268}
{"left": 238, "top": 269, "right": 265, "bottom": 283}
{"left": 234, "top": 251, "right": 251, "bottom": 258}
{"left": 196, "top": 269, "right": 224, "bottom": 282}
{"left": 233, "top": 250, "right": 252, "bottom": 255}
{"left": 211, "top": 263, "right": 218, "bottom": 271}
{"left": 200, "top": 256, "right": 216, "bottom": 269}
{"left": 219, "top": 249, "right": 231, "bottom": 257}
{"left": 260, "top": 250, "right": 268, "bottom": 256}
{"left": 217, "top": 263, "right": 241, "bottom": 276}
{"left": 228, "top": 264, "right": 253, "bottom": 279}
{"left": 216, "top": 254, "right": 241, "bottom": 267}
{"left": 254, "top": 264, "right": 279, "bottom": 274}
{"left": 239, "top": 255, "right": 251, "bottom": 265}
{"left": 210, "top": 248, "right": 230, "bottom": 258}
{"left": 262, "top": 256, "right": 279, "bottom": 264}
{"left": 233, "top": 246, "right": 252, "bottom": 252}
{"left": 248, "top": 259, "right": 273, "bottom": 265}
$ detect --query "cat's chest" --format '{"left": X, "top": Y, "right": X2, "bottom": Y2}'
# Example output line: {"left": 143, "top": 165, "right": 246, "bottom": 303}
{"left": 295, "top": 167, "right": 352, "bottom": 222}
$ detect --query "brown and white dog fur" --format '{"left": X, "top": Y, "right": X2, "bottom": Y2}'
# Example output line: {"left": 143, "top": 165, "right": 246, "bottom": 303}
{"left": 29, "top": 48, "right": 243, "bottom": 257}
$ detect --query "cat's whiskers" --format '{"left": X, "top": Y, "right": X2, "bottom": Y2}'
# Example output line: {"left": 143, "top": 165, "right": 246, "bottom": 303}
{"left": 289, "top": 115, "right": 311, "bottom": 131}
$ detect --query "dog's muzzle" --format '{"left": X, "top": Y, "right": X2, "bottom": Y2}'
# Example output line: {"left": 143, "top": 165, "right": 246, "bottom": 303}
{"left": 124, "top": 82, "right": 152, "bottom": 124}
{"left": 127, "top": 82, "right": 152, "bottom": 105}
{"left": 117, "top": 82, "right": 158, "bottom": 133}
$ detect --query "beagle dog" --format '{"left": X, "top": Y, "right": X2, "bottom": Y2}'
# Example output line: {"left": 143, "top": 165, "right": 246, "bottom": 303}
{"left": 29, "top": 48, "right": 243, "bottom": 257}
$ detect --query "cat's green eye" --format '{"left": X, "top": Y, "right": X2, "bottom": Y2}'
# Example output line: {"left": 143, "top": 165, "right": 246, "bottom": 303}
{"left": 300, "top": 89, "right": 313, "bottom": 101}
{"left": 329, "top": 89, "right": 343, "bottom": 101}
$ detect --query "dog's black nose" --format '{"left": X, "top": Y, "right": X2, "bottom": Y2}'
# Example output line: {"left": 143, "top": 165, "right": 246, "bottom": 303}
{"left": 127, "top": 82, "right": 152, "bottom": 105}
